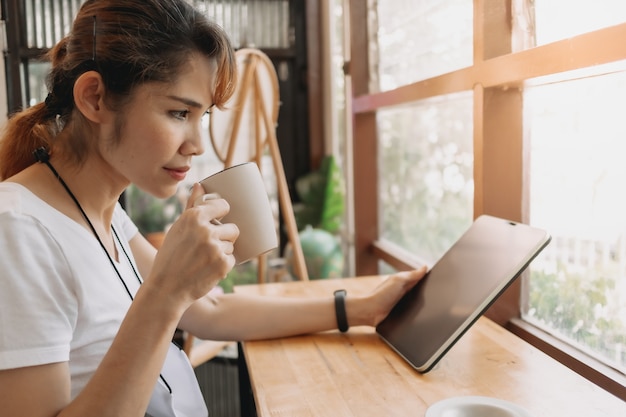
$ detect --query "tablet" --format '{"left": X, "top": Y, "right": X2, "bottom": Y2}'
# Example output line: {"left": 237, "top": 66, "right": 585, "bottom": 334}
{"left": 376, "top": 214, "right": 551, "bottom": 373}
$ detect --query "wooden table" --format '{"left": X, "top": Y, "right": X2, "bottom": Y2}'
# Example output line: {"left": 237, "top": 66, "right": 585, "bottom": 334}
{"left": 235, "top": 276, "right": 626, "bottom": 416}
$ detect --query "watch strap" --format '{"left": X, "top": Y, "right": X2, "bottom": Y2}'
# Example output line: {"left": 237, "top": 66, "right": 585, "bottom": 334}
{"left": 334, "top": 289, "right": 349, "bottom": 332}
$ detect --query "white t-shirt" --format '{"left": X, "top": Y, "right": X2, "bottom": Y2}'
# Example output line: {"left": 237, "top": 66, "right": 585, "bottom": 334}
{"left": 0, "top": 182, "right": 208, "bottom": 417}
{"left": 0, "top": 182, "right": 142, "bottom": 398}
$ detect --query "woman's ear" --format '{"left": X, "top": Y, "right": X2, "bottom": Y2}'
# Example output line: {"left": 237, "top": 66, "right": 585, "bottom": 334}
{"left": 73, "top": 71, "right": 109, "bottom": 123}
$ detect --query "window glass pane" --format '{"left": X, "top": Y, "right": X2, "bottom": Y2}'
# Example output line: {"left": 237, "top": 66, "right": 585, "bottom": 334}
{"left": 528, "top": 0, "right": 626, "bottom": 47}
{"left": 26, "top": 61, "right": 50, "bottom": 106}
{"left": 25, "top": 0, "right": 83, "bottom": 49}
{"left": 524, "top": 65, "right": 626, "bottom": 374}
{"left": 374, "top": 0, "right": 473, "bottom": 91}
{"left": 378, "top": 92, "right": 474, "bottom": 265}
{"left": 24, "top": 1, "right": 291, "bottom": 50}
{"left": 192, "top": 0, "right": 291, "bottom": 49}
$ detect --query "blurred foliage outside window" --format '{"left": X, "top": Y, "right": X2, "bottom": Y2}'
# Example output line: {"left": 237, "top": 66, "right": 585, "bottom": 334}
{"left": 377, "top": 94, "right": 474, "bottom": 266}
{"left": 524, "top": 68, "right": 626, "bottom": 373}
{"left": 373, "top": 1, "right": 474, "bottom": 267}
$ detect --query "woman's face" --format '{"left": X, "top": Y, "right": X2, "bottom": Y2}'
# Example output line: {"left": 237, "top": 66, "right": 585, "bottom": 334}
{"left": 101, "top": 53, "right": 215, "bottom": 199}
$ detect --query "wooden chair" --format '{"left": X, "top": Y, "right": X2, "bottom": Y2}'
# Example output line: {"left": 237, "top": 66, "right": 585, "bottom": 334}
{"left": 183, "top": 339, "right": 232, "bottom": 369}
{"left": 209, "top": 47, "right": 308, "bottom": 283}
{"left": 183, "top": 48, "right": 308, "bottom": 367}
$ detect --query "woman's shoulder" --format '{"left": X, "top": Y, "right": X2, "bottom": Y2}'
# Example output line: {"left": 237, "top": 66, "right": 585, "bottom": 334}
{"left": 0, "top": 181, "right": 62, "bottom": 220}
{"left": 0, "top": 181, "right": 87, "bottom": 251}
{"left": 0, "top": 182, "right": 40, "bottom": 212}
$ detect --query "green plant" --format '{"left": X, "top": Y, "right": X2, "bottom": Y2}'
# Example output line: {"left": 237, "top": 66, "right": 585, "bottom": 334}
{"left": 125, "top": 185, "right": 183, "bottom": 234}
{"left": 293, "top": 155, "right": 345, "bottom": 234}
{"left": 218, "top": 261, "right": 260, "bottom": 293}
{"left": 288, "top": 155, "right": 347, "bottom": 279}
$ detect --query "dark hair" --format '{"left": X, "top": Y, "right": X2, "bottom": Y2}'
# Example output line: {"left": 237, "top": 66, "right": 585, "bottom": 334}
{"left": 0, "top": 0, "right": 236, "bottom": 179}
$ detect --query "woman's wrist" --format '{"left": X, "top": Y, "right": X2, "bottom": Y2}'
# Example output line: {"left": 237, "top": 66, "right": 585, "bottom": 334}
{"left": 135, "top": 281, "right": 190, "bottom": 323}
{"left": 343, "top": 293, "right": 371, "bottom": 329}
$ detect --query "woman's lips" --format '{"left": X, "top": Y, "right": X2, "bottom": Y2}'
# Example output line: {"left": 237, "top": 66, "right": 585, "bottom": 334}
{"left": 164, "top": 166, "right": 189, "bottom": 181}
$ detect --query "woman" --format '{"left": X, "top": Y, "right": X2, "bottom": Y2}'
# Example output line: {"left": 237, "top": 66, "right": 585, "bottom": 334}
{"left": 0, "top": 1, "right": 426, "bottom": 416}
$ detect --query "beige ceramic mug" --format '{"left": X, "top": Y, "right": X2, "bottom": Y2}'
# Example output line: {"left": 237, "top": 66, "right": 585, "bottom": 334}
{"left": 199, "top": 162, "right": 278, "bottom": 264}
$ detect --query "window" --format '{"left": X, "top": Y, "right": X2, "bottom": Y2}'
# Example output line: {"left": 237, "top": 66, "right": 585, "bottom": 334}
{"left": 367, "top": 1, "right": 475, "bottom": 272}
{"left": 524, "top": 59, "right": 626, "bottom": 376}
{"left": 348, "top": 0, "right": 626, "bottom": 398}
{"left": 532, "top": 0, "right": 626, "bottom": 46}
{"left": 193, "top": 0, "right": 291, "bottom": 49}
{"left": 2, "top": 0, "right": 83, "bottom": 112}
{"left": 375, "top": 0, "right": 473, "bottom": 90}
{"left": 521, "top": 0, "right": 626, "bottom": 382}
{"left": 377, "top": 93, "right": 473, "bottom": 266}
{"left": 374, "top": 3, "right": 474, "bottom": 266}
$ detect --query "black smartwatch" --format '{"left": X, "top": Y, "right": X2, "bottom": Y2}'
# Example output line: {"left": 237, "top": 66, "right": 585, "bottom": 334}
{"left": 334, "top": 289, "right": 349, "bottom": 332}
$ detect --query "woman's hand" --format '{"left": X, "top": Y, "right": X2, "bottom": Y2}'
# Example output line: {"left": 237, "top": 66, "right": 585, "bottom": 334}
{"left": 349, "top": 266, "right": 428, "bottom": 327}
{"left": 146, "top": 183, "right": 239, "bottom": 306}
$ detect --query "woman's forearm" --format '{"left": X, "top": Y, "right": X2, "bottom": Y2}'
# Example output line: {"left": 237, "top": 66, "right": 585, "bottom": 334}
{"left": 180, "top": 292, "right": 370, "bottom": 342}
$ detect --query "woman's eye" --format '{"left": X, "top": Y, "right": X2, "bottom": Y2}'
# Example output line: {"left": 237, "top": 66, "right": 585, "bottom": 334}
{"left": 171, "top": 110, "right": 190, "bottom": 120}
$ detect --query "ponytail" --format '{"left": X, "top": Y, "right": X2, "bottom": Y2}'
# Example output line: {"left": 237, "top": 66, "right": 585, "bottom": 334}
{"left": 0, "top": 103, "right": 57, "bottom": 180}
{"left": 0, "top": 36, "right": 70, "bottom": 180}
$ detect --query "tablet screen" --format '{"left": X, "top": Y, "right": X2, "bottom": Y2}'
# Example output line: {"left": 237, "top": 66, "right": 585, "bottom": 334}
{"left": 376, "top": 215, "right": 551, "bottom": 372}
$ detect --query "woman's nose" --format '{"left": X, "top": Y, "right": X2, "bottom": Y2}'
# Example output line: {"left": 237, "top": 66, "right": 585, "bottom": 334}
{"left": 182, "top": 125, "right": 206, "bottom": 156}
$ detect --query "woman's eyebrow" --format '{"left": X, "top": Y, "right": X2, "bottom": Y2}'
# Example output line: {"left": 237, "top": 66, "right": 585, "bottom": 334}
{"left": 166, "top": 95, "right": 204, "bottom": 109}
